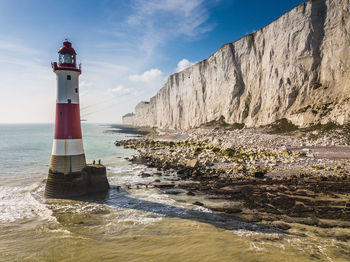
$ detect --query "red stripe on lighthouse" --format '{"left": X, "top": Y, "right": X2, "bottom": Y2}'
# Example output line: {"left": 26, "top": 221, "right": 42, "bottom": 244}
{"left": 54, "top": 103, "right": 82, "bottom": 139}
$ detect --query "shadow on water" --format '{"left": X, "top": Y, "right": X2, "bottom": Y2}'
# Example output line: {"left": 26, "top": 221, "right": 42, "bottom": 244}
{"left": 75, "top": 187, "right": 289, "bottom": 235}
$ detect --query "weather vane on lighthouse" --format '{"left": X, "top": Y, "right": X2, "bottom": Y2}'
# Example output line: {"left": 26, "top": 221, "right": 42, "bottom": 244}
{"left": 45, "top": 39, "right": 109, "bottom": 198}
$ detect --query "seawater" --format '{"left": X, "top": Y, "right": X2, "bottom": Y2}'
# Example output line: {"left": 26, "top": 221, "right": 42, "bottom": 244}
{"left": 0, "top": 124, "right": 349, "bottom": 262}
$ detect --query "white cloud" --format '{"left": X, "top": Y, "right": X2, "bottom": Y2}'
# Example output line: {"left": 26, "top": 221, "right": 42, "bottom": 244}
{"left": 176, "top": 58, "right": 195, "bottom": 72}
{"left": 129, "top": 68, "right": 163, "bottom": 83}
{"left": 107, "top": 85, "right": 132, "bottom": 96}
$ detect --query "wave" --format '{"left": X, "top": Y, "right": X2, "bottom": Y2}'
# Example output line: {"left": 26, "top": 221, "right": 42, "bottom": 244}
{"left": 107, "top": 164, "right": 159, "bottom": 186}
{"left": 0, "top": 181, "right": 54, "bottom": 224}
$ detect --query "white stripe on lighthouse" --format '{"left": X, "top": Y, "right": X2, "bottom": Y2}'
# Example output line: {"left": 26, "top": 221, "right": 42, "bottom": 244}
{"left": 56, "top": 71, "right": 80, "bottom": 104}
{"left": 52, "top": 139, "right": 85, "bottom": 156}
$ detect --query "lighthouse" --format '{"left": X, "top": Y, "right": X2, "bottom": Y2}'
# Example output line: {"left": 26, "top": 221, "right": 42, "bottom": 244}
{"left": 50, "top": 40, "right": 85, "bottom": 174}
{"left": 45, "top": 40, "right": 109, "bottom": 198}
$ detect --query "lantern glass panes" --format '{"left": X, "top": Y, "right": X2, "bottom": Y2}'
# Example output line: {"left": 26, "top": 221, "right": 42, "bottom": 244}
{"left": 59, "top": 53, "right": 75, "bottom": 64}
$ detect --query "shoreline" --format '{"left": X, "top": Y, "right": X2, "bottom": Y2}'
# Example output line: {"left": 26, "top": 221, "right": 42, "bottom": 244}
{"left": 107, "top": 124, "right": 155, "bottom": 136}
{"left": 115, "top": 124, "right": 350, "bottom": 234}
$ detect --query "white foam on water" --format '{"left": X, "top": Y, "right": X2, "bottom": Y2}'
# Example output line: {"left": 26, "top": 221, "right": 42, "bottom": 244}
{"left": 134, "top": 191, "right": 177, "bottom": 205}
{"left": 114, "top": 208, "right": 164, "bottom": 226}
{"left": 49, "top": 228, "right": 72, "bottom": 235}
{"left": 249, "top": 242, "right": 265, "bottom": 251}
{"left": 107, "top": 164, "right": 144, "bottom": 175}
{"left": 108, "top": 165, "right": 159, "bottom": 186}
{"left": 317, "top": 245, "right": 334, "bottom": 262}
{"left": 192, "top": 205, "right": 212, "bottom": 213}
{"left": 0, "top": 182, "right": 54, "bottom": 224}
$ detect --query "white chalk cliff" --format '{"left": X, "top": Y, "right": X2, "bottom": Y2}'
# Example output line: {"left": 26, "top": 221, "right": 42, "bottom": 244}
{"left": 123, "top": 0, "right": 350, "bottom": 129}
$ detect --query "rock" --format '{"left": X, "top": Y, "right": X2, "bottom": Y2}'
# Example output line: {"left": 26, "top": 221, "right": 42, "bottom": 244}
{"left": 177, "top": 169, "right": 186, "bottom": 175}
{"left": 292, "top": 201, "right": 314, "bottom": 213}
{"left": 295, "top": 216, "right": 320, "bottom": 226}
{"left": 216, "top": 204, "right": 243, "bottom": 214}
{"left": 193, "top": 201, "right": 204, "bottom": 206}
{"left": 187, "top": 191, "right": 195, "bottom": 196}
{"left": 162, "top": 189, "right": 186, "bottom": 195}
{"left": 153, "top": 184, "right": 175, "bottom": 188}
{"left": 271, "top": 221, "right": 291, "bottom": 230}
{"left": 140, "top": 172, "right": 152, "bottom": 178}
{"left": 253, "top": 170, "right": 267, "bottom": 179}
{"left": 186, "top": 159, "right": 199, "bottom": 168}
{"left": 335, "top": 231, "right": 350, "bottom": 241}
{"left": 204, "top": 159, "right": 212, "bottom": 166}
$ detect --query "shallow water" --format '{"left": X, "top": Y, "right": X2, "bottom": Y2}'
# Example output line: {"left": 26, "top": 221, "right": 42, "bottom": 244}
{"left": 0, "top": 124, "right": 349, "bottom": 262}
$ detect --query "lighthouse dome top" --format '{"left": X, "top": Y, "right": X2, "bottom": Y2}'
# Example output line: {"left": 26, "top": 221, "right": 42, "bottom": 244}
{"left": 58, "top": 40, "right": 77, "bottom": 55}
{"left": 52, "top": 39, "right": 81, "bottom": 73}
{"left": 55, "top": 39, "right": 80, "bottom": 69}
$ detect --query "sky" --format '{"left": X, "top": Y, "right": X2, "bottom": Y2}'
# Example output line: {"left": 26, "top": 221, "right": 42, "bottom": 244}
{"left": 0, "top": 0, "right": 306, "bottom": 123}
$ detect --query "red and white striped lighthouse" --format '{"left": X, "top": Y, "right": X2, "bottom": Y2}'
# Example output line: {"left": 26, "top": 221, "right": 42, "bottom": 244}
{"left": 49, "top": 40, "right": 86, "bottom": 174}
{"left": 45, "top": 40, "right": 109, "bottom": 198}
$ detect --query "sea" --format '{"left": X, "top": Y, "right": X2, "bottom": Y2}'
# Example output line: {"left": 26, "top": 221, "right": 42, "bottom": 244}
{"left": 0, "top": 123, "right": 349, "bottom": 262}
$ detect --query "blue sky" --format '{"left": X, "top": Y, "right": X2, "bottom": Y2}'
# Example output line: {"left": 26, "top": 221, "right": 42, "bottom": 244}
{"left": 0, "top": 0, "right": 305, "bottom": 123}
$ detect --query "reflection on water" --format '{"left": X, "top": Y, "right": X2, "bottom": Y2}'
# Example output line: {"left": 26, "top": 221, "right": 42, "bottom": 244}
{"left": 0, "top": 124, "right": 349, "bottom": 262}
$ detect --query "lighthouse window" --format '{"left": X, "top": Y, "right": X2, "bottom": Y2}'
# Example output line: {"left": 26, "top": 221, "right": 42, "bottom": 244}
{"left": 75, "top": 88, "right": 78, "bottom": 93}
{"left": 59, "top": 53, "right": 74, "bottom": 64}
{"left": 68, "top": 99, "right": 71, "bottom": 104}
{"left": 59, "top": 112, "right": 62, "bottom": 116}
{"left": 67, "top": 75, "right": 71, "bottom": 80}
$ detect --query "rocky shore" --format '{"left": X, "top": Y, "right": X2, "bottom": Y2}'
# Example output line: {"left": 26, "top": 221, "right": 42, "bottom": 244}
{"left": 115, "top": 122, "right": 350, "bottom": 236}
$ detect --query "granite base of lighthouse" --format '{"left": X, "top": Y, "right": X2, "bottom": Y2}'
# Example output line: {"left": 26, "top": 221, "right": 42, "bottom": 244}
{"left": 45, "top": 165, "right": 109, "bottom": 198}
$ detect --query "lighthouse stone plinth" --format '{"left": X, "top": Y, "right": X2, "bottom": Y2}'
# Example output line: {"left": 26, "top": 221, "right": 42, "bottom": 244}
{"left": 45, "top": 40, "right": 109, "bottom": 198}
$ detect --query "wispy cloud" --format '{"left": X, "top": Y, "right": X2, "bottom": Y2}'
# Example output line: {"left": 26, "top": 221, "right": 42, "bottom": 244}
{"left": 102, "top": 0, "right": 215, "bottom": 62}
{"left": 126, "top": 0, "right": 211, "bottom": 37}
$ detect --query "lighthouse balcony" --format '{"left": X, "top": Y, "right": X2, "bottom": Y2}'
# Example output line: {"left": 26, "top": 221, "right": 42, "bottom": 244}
{"left": 52, "top": 62, "right": 81, "bottom": 73}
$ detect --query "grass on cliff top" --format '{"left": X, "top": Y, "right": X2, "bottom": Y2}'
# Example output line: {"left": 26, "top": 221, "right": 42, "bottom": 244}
{"left": 201, "top": 116, "right": 245, "bottom": 130}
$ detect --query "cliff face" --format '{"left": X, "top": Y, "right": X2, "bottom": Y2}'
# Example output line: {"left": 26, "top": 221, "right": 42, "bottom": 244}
{"left": 124, "top": 0, "right": 350, "bottom": 129}
{"left": 122, "top": 113, "right": 135, "bottom": 125}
